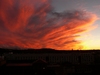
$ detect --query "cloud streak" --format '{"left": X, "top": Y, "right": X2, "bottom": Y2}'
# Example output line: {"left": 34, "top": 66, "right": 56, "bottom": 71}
{"left": 0, "top": 0, "right": 97, "bottom": 50}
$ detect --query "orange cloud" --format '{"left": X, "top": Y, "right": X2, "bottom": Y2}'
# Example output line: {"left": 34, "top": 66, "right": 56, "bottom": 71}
{"left": 0, "top": 0, "right": 97, "bottom": 50}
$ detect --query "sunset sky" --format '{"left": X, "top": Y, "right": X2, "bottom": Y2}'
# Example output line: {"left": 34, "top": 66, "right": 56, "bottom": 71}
{"left": 52, "top": 0, "right": 100, "bottom": 50}
{"left": 0, "top": 0, "right": 100, "bottom": 50}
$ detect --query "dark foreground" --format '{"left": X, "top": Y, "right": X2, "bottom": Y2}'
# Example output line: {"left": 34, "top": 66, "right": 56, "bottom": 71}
{"left": 0, "top": 64, "right": 100, "bottom": 75}
{"left": 0, "top": 48, "right": 100, "bottom": 75}
{"left": 0, "top": 67, "right": 56, "bottom": 75}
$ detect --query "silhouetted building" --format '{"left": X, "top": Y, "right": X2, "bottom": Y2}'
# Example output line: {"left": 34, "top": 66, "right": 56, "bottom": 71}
{"left": 3, "top": 52, "right": 95, "bottom": 65}
{"left": 1, "top": 50, "right": 100, "bottom": 75}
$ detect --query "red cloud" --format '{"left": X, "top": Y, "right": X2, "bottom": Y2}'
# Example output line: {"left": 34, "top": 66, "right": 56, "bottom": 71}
{"left": 0, "top": 0, "right": 97, "bottom": 50}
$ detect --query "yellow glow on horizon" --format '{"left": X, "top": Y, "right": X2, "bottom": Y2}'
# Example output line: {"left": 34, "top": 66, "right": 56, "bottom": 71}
{"left": 81, "top": 40, "right": 100, "bottom": 50}
{"left": 81, "top": 41, "right": 92, "bottom": 50}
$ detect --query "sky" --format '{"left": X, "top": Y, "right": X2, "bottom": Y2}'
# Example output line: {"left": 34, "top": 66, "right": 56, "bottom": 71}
{"left": 52, "top": 0, "right": 100, "bottom": 50}
{"left": 0, "top": 0, "right": 100, "bottom": 50}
